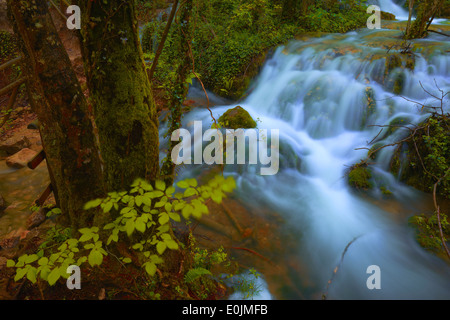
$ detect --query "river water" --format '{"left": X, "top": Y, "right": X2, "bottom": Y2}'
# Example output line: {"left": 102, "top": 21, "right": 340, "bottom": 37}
{"left": 175, "top": 16, "right": 450, "bottom": 298}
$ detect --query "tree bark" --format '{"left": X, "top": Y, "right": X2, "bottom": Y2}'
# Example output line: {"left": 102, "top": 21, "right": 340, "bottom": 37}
{"left": 7, "top": 0, "right": 105, "bottom": 230}
{"left": 160, "top": 0, "right": 193, "bottom": 185}
{"left": 76, "top": 0, "right": 160, "bottom": 192}
{"left": 406, "top": 0, "right": 444, "bottom": 39}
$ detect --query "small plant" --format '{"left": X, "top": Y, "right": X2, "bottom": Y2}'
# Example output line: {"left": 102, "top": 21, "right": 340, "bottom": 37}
{"left": 7, "top": 175, "right": 236, "bottom": 288}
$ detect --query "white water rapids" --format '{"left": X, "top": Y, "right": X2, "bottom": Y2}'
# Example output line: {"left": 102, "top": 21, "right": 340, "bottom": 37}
{"left": 170, "top": 16, "right": 450, "bottom": 299}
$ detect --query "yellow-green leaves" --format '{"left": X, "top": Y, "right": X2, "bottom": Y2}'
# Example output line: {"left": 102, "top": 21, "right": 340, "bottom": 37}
{"left": 6, "top": 175, "right": 237, "bottom": 287}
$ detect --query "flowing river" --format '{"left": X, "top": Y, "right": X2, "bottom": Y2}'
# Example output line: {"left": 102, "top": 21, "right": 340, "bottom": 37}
{"left": 174, "top": 16, "right": 450, "bottom": 298}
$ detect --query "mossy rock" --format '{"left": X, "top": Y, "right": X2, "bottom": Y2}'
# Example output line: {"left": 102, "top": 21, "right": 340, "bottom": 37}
{"left": 348, "top": 162, "right": 373, "bottom": 190}
{"left": 362, "top": 86, "right": 377, "bottom": 127}
{"left": 381, "top": 11, "right": 396, "bottom": 20}
{"left": 218, "top": 106, "right": 257, "bottom": 130}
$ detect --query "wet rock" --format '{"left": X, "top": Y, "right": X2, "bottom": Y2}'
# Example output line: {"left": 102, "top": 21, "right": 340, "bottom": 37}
{"left": 5, "top": 148, "right": 38, "bottom": 169}
{"left": 218, "top": 106, "right": 257, "bottom": 129}
{"left": 0, "top": 136, "right": 31, "bottom": 156}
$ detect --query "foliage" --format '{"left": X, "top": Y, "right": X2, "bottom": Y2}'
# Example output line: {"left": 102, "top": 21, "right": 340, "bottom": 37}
{"left": 227, "top": 268, "right": 263, "bottom": 300}
{"left": 6, "top": 175, "right": 236, "bottom": 287}
{"left": 302, "top": 1, "right": 369, "bottom": 33}
{"left": 409, "top": 211, "right": 450, "bottom": 255}
{"left": 0, "top": 31, "right": 18, "bottom": 64}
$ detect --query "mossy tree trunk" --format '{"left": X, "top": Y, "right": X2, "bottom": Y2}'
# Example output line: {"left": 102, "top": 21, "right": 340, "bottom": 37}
{"left": 160, "top": 0, "right": 193, "bottom": 185}
{"left": 76, "top": 0, "right": 160, "bottom": 193}
{"left": 7, "top": 0, "right": 105, "bottom": 230}
{"left": 405, "top": 0, "right": 444, "bottom": 39}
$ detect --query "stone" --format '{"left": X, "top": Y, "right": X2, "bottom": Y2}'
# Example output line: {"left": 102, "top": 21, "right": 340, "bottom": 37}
{"left": 0, "top": 135, "right": 31, "bottom": 156}
{"left": 5, "top": 148, "right": 38, "bottom": 169}
{"left": 27, "top": 119, "right": 40, "bottom": 130}
{"left": 218, "top": 106, "right": 257, "bottom": 130}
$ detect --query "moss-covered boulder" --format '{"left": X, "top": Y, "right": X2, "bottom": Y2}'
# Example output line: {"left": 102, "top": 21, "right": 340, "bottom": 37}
{"left": 381, "top": 11, "right": 396, "bottom": 20}
{"left": 218, "top": 106, "right": 257, "bottom": 129}
{"left": 348, "top": 162, "right": 373, "bottom": 190}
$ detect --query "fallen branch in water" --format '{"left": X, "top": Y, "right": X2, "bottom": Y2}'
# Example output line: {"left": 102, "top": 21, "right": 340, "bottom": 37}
{"left": 322, "top": 236, "right": 361, "bottom": 300}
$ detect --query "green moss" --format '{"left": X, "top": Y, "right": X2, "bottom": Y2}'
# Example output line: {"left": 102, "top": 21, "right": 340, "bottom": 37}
{"left": 348, "top": 162, "right": 373, "bottom": 190}
{"left": 390, "top": 115, "right": 450, "bottom": 199}
{"left": 362, "top": 86, "right": 377, "bottom": 127}
{"left": 218, "top": 106, "right": 257, "bottom": 129}
{"left": 381, "top": 11, "right": 396, "bottom": 20}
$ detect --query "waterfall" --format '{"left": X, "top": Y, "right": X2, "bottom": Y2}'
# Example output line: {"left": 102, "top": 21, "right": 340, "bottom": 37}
{"left": 377, "top": 0, "right": 408, "bottom": 19}
{"left": 176, "top": 27, "right": 450, "bottom": 299}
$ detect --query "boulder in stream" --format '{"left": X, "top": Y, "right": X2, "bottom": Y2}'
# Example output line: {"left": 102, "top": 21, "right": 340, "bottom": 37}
{"left": 0, "top": 136, "right": 31, "bottom": 157}
{"left": 218, "top": 106, "right": 257, "bottom": 130}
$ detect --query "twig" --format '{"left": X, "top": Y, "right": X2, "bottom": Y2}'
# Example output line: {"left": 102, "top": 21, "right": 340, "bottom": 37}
{"left": 230, "top": 247, "right": 271, "bottom": 263}
{"left": 322, "top": 236, "right": 361, "bottom": 300}
{"left": 433, "top": 169, "right": 450, "bottom": 260}
{"left": 147, "top": 0, "right": 179, "bottom": 80}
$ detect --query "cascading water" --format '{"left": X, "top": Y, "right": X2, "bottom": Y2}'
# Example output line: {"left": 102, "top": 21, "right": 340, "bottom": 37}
{"left": 173, "top": 25, "right": 450, "bottom": 299}
{"left": 376, "top": 0, "right": 408, "bottom": 20}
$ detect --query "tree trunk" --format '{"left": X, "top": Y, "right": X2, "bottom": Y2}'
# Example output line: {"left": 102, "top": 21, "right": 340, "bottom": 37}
{"left": 7, "top": 0, "right": 105, "bottom": 230}
{"left": 405, "top": 0, "right": 415, "bottom": 38}
{"left": 406, "top": 0, "right": 444, "bottom": 39}
{"left": 76, "top": 0, "right": 160, "bottom": 192}
{"left": 160, "top": 0, "right": 193, "bottom": 185}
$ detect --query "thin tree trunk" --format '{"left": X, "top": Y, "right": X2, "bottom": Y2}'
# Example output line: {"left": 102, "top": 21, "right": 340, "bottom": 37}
{"left": 7, "top": 0, "right": 105, "bottom": 230}
{"left": 76, "top": 0, "right": 160, "bottom": 193}
{"left": 160, "top": 0, "right": 193, "bottom": 185}
{"left": 405, "top": 0, "right": 415, "bottom": 38}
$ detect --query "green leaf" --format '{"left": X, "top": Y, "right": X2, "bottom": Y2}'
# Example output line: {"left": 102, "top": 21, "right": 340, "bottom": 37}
{"left": 169, "top": 212, "right": 181, "bottom": 222}
{"left": 15, "top": 268, "right": 27, "bottom": 281}
{"left": 79, "top": 233, "right": 93, "bottom": 242}
{"left": 184, "top": 187, "right": 198, "bottom": 198}
{"left": 6, "top": 259, "right": 15, "bottom": 268}
{"left": 156, "top": 241, "right": 167, "bottom": 255}
{"left": 48, "top": 268, "right": 61, "bottom": 286}
{"left": 158, "top": 213, "right": 170, "bottom": 225}
{"left": 181, "top": 205, "right": 193, "bottom": 219}
{"left": 155, "top": 180, "right": 166, "bottom": 191}
{"left": 84, "top": 198, "right": 102, "bottom": 210}
{"left": 135, "top": 218, "right": 146, "bottom": 233}
{"left": 88, "top": 249, "right": 103, "bottom": 267}
{"left": 177, "top": 180, "right": 189, "bottom": 189}
{"left": 165, "top": 240, "right": 179, "bottom": 250}
{"left": 165, "top": 186, "right": 175, "bottom": 196}
{"left": 187, "top": 178, "right": 198, "bottom": 187}
{"left": 122, "top": 258, "right": 132, "bottom": 264}
{"left": 135, "top": 195, "right": 143, "bottom": 207}
{"left": 38, "top": 257, "right": 48, "bottom": 266}
{"left": 126, "top": 219, "right": 135, "bottom": 237}
{"left": 26, "top": 267, "right": 37, "bottom": 284}
{"left": 103, "top": 201, "right": 113, "bottom": 213}
{"left": 174, "top": 201, "right": 185, "bottom": 211}
{"left": 104, "top": 223, "right": 116, "bottom": 230}
{"left": 144, "top": 262, "right": 157, "bottom": 276}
